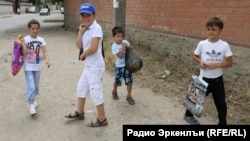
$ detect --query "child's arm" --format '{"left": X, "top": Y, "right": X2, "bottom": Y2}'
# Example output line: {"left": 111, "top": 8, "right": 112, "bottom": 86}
{"left": 41, "top": 47, "right": 50, "bottom": 68}
{"left": 76, "top": 24, "right": 87, "bottom": 50}
{"left": 18, "top": 35, "right": 27, "bottom": 55}
{"left": 206, "top": 56, "right": 233, "bottom": 69}
{"left": 116, "top": 43, "right": 127, "bottom": 58}
{"left": 116, "top": 40, "right": 130, "bottom": 58}
{"left": 21, "top": 41, "right": 27, "bottom": 55}
{"left": 79, "top": 37, "right": 100, "bottom": 61}
{"left": 192, "top": 54, "right": 207, "bottom": 69}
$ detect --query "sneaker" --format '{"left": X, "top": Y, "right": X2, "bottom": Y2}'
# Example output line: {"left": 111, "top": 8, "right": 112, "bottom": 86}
{"left": 34, "top": 101, "right": 39, "bottom": 109}
{"left": 183, "top": 115, "right": 200, "bottom": 125}
{"left": 29, "top": 104, "right": 37, "bottom": 116}
{"left": 34, "top": 96, "right": 39, "bottom": 109}
{"left": 127, "top": 96, "right": 135, "bottom": 105}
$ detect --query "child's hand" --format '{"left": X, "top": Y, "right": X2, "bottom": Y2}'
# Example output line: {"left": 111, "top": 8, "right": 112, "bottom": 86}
{"left": 46, "top": 60, "right": 50, "bottom": 68}
{"left": 17, "top": 34, "right": 24, "bottom": 43}
{"left": 200, "top": 60, "right": 207, "bottom": 69}
{"left": 79, "top": 24, "right": 88, "bottom": 32}
{"left": 205, "top": 63, "right": 219, "bottom": 69}
{"left": 122, "top": 40, "right": 130, "bottom": 47}
{"left": 79, "top": 53, "right": 86, "bottom": 61}
{"left": 122, "top": 42, "right": 127, "bottom": 48}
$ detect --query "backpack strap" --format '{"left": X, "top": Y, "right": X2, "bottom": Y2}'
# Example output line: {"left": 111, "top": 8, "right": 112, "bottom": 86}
{"left": 102, "top": 40, "right": 105, "bottom": 58}
{"left": 78, "top": 40, "right": 105, "bottom": 60}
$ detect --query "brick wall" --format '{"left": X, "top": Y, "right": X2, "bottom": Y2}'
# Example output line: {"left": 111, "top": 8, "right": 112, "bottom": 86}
{"left": 65, "top": 0, "right": 249, "bottom": 47}
{"left": 126, "top": 0, "right": 250, "bottom": 47}
{"left": 64, "top": 0, "right": 113, "bottom": 32}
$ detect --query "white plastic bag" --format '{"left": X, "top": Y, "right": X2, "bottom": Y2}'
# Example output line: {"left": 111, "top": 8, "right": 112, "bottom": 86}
{"left": 183, "top": 69, "right": 208, "bottom": 117}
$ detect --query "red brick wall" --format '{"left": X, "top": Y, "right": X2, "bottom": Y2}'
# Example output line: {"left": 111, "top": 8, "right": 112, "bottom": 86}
{"left": 64, "top": 0, "right": 112, "bottom": 22}
{"left": 65, "top": 0, "right": 250, "bottom": 48}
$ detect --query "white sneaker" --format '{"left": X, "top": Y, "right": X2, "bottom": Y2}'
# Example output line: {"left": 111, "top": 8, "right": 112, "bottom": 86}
{"left": 34, "top": 101, "right": 39, "bottom": 109}
{"left": 29, "top": 104, "right": 37, "bottom": 116}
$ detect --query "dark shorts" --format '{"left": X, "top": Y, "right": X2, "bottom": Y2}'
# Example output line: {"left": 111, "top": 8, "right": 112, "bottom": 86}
{"left": 114, "top": 67, "right": 133, "bottom": 86}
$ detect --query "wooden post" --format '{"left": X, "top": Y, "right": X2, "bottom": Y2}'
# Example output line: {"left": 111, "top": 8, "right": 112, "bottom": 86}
{"left": 113, "top": 0, "right": 126, "bottom": 30}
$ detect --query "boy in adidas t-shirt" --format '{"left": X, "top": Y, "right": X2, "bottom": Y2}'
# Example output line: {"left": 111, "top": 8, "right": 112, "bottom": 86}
{"left": 183, "top": 17, "right": 233, "bottom": 125}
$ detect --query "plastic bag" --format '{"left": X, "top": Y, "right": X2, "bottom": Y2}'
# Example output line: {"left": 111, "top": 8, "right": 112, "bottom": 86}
{"left": 11, "top": 40, "right": 24, "bottom": 76}
{"left": 183, "top": 69, "right": 208, "bottom": 117}
{"left": 125, "top": 47, "right": 143, "bottom": 73}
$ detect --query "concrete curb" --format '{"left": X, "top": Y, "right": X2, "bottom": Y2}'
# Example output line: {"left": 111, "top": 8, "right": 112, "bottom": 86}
{"left": 43, "top": 19, "right": 64, "bottom": 23}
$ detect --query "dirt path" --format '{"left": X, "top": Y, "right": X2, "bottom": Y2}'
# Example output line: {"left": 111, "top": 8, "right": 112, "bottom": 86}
{"left": 0, "top": 13, "right": 216, "bottom": 141}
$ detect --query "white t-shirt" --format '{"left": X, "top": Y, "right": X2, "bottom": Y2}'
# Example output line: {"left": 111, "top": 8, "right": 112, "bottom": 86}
{"left": 82, "top": 20, "right": 105, "bottom": 68}
{"left": 111, "top": 40, "right": 130, "bottom": 67}
{"left": 194, "top": 39, "right": 233, "bottom": 78}
{"left": 23, "top": 35, "right": 46, "bottom": 71}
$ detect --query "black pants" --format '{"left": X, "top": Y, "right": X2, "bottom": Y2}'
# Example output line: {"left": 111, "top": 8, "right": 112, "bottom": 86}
{"left": 185, "top": 75, "right": 227, "bottom": 125}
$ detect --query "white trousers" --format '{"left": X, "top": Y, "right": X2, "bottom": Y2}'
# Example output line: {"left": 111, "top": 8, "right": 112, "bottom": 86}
{"left": 77, "top": 66, "right": 105, "bottom": 106}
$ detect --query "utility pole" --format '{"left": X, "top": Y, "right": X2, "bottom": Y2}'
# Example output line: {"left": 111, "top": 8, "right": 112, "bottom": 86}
{"left": 113, "top": 0, "right": 126, "bottom": 30}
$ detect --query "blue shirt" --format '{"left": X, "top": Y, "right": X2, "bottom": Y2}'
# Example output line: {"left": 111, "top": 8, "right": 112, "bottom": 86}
{"left": 112, "top": 42, "right": 126, "bottom": 67}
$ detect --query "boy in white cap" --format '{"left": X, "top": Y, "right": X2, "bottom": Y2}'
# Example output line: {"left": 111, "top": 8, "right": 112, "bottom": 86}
{"left": 65, "top": 2, "right": 108, "bottom": 127}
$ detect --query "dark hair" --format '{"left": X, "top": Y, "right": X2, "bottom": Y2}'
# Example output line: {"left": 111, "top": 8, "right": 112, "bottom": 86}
{"left": 112, "top": 26, "right": 125, "bottom": 37}
{"left": 80, "top": 12, "right": 95, "bottom": 15}
{"left": 28, "top": 19, "right": 40, "bottom": 28}
{"left": 206, "top": 17, "right": 224, "bottom": 29}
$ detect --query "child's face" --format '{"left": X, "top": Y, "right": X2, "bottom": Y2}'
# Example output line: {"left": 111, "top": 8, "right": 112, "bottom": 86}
{"left": 80, "top": 13, "right": 95, "bottom": 27}
{"left": 114, "top": 33, "right": 124, "bottom": 44}
{"left": 206, "top": 25, "right": 222, "bottom": 42}
{"left": 29, "top": 24, "right": 40, "bottom": 38}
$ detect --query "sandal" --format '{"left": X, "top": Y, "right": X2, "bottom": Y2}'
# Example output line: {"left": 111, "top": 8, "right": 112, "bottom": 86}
{"left": 127, "top": 96, "right": 135, "bottom": 105}
{"left": 112, "top": 91, "right": 119, "bottom": 100}
{"left": 65, "top": 111, "right": 84, "bottom": 120}
{"left": 87, "top": 118, "right": 108, "bottom": 127}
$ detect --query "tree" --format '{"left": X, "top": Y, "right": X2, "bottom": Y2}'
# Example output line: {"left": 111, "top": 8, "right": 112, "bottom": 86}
{"left": 51, "top": 0, "right": 63, "bottom": 4}
{"left": 28, "top": 0, "right": 42, "bottom": 6}
{"left": 14, "top": 0, "right": 20, "bottom": 13}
